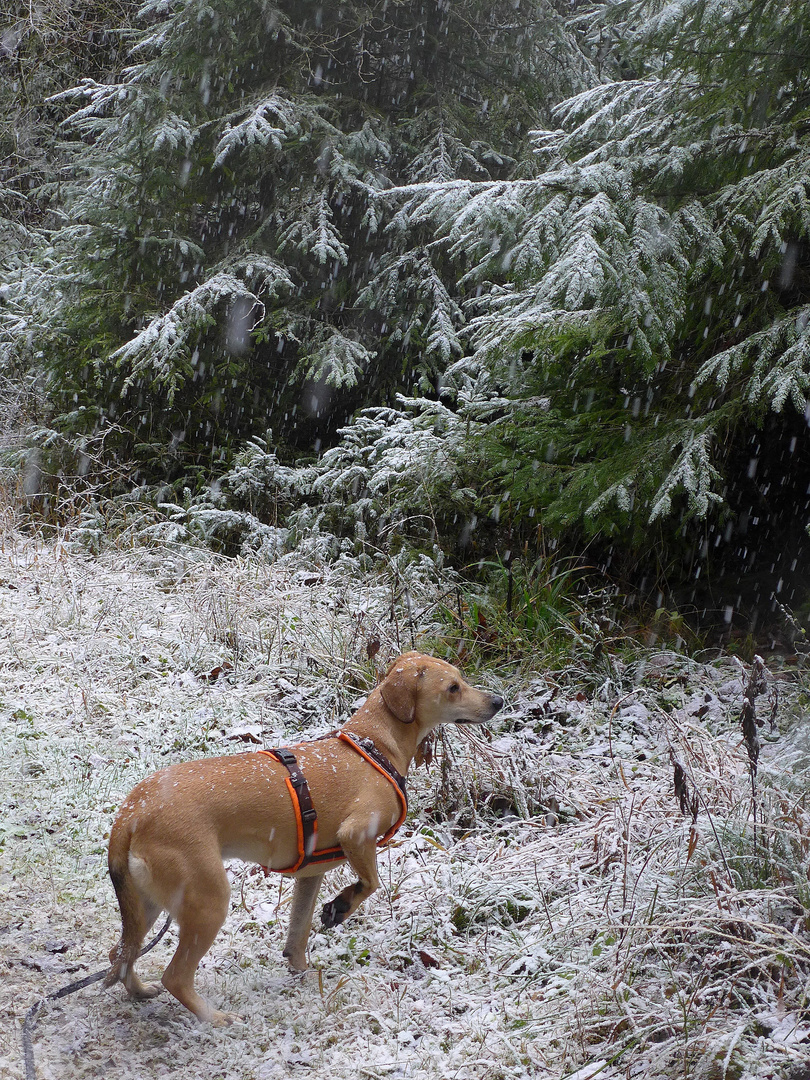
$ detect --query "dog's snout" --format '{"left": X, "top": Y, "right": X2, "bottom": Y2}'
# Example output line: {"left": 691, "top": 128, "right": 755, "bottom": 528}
{"left": 490, "top": 694, "right": 504, "bottom": 712}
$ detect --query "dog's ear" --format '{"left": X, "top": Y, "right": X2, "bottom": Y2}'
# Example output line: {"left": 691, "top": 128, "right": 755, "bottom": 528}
{"left": 384, "top": 651, "right": 422, "bottom": 676}
{"left": 380, "top": 656, "right": 424, "bottom": 723}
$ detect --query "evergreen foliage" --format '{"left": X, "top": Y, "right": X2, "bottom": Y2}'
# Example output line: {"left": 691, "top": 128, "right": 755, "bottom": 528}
{"left": 2, "top": 0, "right": 589, "bottom": 487}
{"left": 347, "top": 0, "right": 810, "bottom": 599}
{"left": 0, "top": 0, "right": 136, "bottom": 407}
{"left": 3, "top": 0, "right": 810, "bottom": 607}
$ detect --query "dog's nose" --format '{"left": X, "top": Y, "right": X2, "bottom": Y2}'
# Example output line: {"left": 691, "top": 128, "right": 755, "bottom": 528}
{"left": 490, "top": 695, "right": 504, "bottom": 712}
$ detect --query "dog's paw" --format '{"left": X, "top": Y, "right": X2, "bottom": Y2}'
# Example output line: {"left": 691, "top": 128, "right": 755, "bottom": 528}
{"left": 282, "top": 947, "right": 308, "bottom": 972}
{"left": 129, "top": 981, "right": 162, "bottom": 1001}
{"left": 207, "top": 1009, "right": 243, "bottom": 1027}
{"left": 321, "top": 896, "right": 351, "bottom": 928}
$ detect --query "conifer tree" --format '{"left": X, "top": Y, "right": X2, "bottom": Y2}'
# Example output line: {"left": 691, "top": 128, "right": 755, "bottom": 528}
{"left": 3, "top": 0, "right": 589, "bottom": 490}
{"left": 336, "top": 0, "right": 810, "bottom": 600}
{"left": 11, "top": 0, "right": 806, "bottom": 608}
{"left": 1, "top": 0, "right": 135, "bottom": 428}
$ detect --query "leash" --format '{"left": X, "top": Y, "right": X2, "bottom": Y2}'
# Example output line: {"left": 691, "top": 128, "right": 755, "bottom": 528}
{"left": 22, "top": 913, "right": 172, "bottom": 1080}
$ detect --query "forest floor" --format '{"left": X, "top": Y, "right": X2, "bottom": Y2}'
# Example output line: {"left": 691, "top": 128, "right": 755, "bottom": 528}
{"left": 2, "top": 511, "right": 810, "bottom": 1080}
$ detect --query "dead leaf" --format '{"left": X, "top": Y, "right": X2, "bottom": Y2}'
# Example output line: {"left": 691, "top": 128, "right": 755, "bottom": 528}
{"left": 687, "top": 825, "right": 699, "bottom": 862}
{"left": 225, "top": 727, "right": 262, "bottom": 744}
{"left": 415, "top": 734, "right": 435, "bottom": 768}
{"left": 199, "top": 660, "right": 234, "bottom": 682}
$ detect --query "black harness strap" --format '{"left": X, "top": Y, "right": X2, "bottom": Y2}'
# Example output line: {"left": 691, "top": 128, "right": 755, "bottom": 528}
{"left": 259, "top": 733, "right": 408, "bottom": 874}
{"left": 263, "top": 747, "right": 319, "bottom": 869}
{"left": 339, "top": 732, "right": 408, "bottom": 802}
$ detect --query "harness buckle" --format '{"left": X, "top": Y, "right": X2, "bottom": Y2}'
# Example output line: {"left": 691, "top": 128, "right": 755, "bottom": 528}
{"left": 273, "top": 748, "right": 297, "bottom": 767}
{"left": 301, "top": 807, "right": 317, "bottom": 824}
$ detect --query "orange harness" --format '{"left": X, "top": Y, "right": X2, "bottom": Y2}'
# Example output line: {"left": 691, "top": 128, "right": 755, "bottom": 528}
{"left": 257, "top": 731, "right": 408, "bottom": 875}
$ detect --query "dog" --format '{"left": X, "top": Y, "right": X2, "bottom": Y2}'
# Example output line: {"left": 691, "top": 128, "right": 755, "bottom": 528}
{"left": 104, "top": 651, "right": 503, "bottom": 1024}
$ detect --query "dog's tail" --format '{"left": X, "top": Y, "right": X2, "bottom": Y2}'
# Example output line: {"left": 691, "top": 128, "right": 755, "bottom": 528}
{"left": 103, "top": 818, "right": 150, "bottom": 989}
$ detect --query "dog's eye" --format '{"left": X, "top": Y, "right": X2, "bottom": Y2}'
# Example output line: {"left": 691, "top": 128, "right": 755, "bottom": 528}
{"left": 448, "top": 683, "right": 460, "bottom": 694}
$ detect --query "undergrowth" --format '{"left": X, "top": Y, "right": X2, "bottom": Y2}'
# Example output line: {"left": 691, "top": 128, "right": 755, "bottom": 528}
{"left": 2, "top": 484, "right": 810, "bottom": 1079}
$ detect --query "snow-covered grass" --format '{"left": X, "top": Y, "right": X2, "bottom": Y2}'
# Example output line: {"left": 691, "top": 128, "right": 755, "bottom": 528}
{"left": 2, "top": 512, "right": 810, "bottom": 1080}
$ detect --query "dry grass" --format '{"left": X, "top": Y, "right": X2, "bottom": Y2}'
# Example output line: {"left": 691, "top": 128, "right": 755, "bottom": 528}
{"left": 1, "top": 509, "right": 810, "bottom": 1080}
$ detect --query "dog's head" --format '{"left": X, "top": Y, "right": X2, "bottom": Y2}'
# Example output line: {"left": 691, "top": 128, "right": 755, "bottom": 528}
{"left": 380, "top": 652, "right": 503, "bottom": 733}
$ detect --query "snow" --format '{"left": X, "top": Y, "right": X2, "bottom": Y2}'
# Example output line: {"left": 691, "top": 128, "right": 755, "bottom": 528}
{"left": 2, "top": 525, "right": 810, "bottom": 1079}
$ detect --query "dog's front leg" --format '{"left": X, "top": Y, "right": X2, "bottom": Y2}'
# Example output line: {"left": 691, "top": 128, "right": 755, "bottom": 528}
{"left": 283, "top": 873, "right": 324, "bottom": 970}
{"left": 321, "top": 827, "right": 381, "bottom": 928}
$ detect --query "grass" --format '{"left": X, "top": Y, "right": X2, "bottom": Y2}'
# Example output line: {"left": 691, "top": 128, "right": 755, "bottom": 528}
{"left": 2, "top": 495, "right": 810, "bottom": 1079}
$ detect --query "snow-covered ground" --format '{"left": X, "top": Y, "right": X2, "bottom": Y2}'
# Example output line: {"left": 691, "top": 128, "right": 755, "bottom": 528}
{"left": 2, "top": 520, "right": 810, "bottom": 1080}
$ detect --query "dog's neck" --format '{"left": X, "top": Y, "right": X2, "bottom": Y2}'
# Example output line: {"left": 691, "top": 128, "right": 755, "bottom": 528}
{"left": 341, "top": 687, "right": 423, "bottom": 777}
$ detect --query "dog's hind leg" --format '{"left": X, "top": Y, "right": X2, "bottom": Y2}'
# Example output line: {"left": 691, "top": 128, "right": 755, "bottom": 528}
{"left": 160, "top": 859, "right": 237, "bottom": 1025}
{"left": 105, "top": 833, "right": 163, "bottom": 1000}
{"left": 108, "top": 899, "right": 160, "bottom": 964}
{"left": 321, "top": 830, "right": 380, "bottom": 928}
{"left": 108, "top": 898, "right": 163, "bottom": 1000}
{"left": 283, "top": 873, "right": 324, "bottom": 971}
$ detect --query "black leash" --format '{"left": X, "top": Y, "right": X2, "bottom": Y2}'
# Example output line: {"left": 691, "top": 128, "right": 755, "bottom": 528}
{"left": 22, "top": 914, "right": 172, "bottom": 1080}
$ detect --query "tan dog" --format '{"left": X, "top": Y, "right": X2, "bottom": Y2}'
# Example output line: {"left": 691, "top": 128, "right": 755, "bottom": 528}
{"left": 104, "top": 652, "right": 503, "bottom": 1024}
